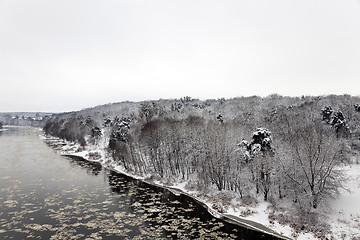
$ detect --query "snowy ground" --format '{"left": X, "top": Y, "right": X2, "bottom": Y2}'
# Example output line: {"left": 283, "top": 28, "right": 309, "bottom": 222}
{"left": 42, "top": 134, "right": 360, "bottom": 240}
{"left": 328, "top": 163, "right": 360, "bottom": 240}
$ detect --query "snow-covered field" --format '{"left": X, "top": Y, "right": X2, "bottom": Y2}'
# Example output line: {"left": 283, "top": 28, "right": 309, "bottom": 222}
{"left": 42, "top": 133, "right": 360, "bottom": 240}
{"left": 328, "top": 163, "right": 360, "bottom": 240}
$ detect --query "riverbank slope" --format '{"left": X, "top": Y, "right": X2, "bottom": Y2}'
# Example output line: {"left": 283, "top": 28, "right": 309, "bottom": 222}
{"left": 42, "top": 134, "right": 340, "bottom": 240}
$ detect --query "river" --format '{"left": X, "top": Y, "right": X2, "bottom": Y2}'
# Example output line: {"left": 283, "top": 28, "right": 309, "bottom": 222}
{"left": 0, "top": 126, "right": 281, "bottom": 239}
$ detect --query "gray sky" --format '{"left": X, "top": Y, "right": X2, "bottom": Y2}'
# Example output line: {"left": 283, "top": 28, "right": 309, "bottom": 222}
{"left": 1, "top": 0, "right": 360, "bottom": 112}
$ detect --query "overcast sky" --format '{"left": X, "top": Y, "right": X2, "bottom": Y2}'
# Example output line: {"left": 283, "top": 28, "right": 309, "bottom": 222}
{"left": 1, "top": 0, "right": 360, "bottom": 112}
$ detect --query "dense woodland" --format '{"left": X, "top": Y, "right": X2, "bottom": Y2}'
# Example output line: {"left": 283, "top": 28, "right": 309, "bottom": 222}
{"left": 43, "top": 95, "right": 360, "bottom": 235}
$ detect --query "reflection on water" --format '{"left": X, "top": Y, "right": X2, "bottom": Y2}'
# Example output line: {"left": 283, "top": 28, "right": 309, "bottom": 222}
{"left": 0, "top": 127, "right": 280, "bottom": 239}
{"left": 63, "top": 155, "right": 102, "bottom": 176}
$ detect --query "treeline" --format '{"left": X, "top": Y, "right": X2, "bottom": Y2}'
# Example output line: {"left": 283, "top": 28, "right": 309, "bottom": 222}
{"left": 43, "top": 115, "right": 101, "bottom": 146}
{"left": 43, "top": 95, "right": 360, "bottom": 215}
{"left": 0, "top": 113, "right": 51, "bottom": 127}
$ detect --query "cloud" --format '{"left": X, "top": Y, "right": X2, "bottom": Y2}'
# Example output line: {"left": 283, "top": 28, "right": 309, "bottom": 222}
{"left": 1, "top": 0, "right": 360, "bottom": 112}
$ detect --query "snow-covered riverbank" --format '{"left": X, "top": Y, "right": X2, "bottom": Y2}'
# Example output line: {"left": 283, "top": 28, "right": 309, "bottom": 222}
{"left": 42, "top": 133, "right": 360, "bottom": 240}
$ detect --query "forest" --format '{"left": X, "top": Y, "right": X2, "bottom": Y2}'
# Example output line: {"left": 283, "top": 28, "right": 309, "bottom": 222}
{"left": 43, "top": 94, "right": 360, "bottom": 237}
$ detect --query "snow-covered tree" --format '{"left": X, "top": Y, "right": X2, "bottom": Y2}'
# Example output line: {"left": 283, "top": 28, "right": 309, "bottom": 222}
{"left": 331, "top": 110, "right": 350, "bottom": 138}
{"left": 139, "top": 103, "right": 158, "bottom": 122}
{"left": 89, "top": 126, "right": 102, "bottom": 144}
{"left": 216, "top": 114, "right": 224, "bottom": 123}
{"left": 103, "top": 117, "right": 112, "bottom": 127}
{"left": 321, "top": 106, "right": 350, "bottom": 138}
{"left": 355, "top": 103, "right": 360, "bottom": 112}
{"left": 240, "top": 128, "right": 274, "bottom": 201}
{"left": 241, "top": 128, "right": 274, "bottom": 158}
{"left": 171, "top": 102, "right": 183, "bottom": 112}
{"left": 321, "top": 106, "right": 333, "bottom": 123}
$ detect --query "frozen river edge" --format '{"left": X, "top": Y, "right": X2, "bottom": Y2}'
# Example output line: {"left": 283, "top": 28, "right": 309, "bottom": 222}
{"left": 43, "top": 135, "right": 292, "bottom": 240}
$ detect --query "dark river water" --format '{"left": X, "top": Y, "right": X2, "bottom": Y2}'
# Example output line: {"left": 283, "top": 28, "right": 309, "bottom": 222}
{"left": 0, "top": 126, "right": 281, "bottom": 239}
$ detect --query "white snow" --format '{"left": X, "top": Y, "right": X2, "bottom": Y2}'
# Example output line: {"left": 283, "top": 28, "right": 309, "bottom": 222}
{"left": 327, "top": 163, "right": 360, "bottom": 240}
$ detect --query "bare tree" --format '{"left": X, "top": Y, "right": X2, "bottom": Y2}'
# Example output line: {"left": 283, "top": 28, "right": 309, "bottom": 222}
{"left": 279, "top": 120, "right": 345, "bottom": 210}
